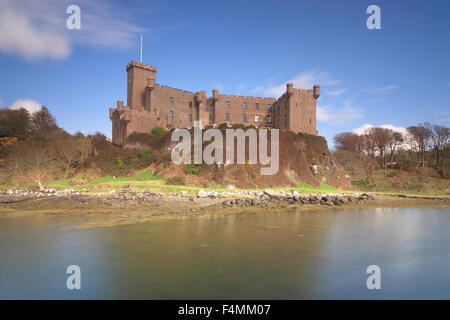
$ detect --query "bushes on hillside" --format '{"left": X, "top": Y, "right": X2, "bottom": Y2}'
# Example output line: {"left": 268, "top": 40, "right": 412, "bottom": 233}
{"left": 166, "top": 176, "right": 186, "bottom": 185}
{"left": 183, "top": 163, "right": 199, "bottom": 175}
{"left": 127, "top": 126, "right": 169, "bottom": 149}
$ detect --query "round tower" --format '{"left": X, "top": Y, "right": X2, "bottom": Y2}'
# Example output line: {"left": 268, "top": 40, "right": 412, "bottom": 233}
{"left": 313, "top": 85, "right": 320, "bottom": 99}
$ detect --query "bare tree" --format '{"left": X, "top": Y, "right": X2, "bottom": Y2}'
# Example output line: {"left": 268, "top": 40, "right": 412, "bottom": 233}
{"left": 424, "top": 122, "right": 449, "bottom": 167}
{"left": 360, "top": 133, "right": 378, "bottom": 183}
{"left": 54, "top": 133, "right": 92, "bottom": 177}
{"left": 407, "top": 125, "right": 431, "bottom": 167}
{"left": 5, "top": 138, "right": 56, "bottom": 190}
{"left": 368, "top": 127, "right": 392, "bottom": 173}
{"left": 387, "top": 131, "right": 404, "bottom": 168}
{"left": 333, "top": 132, "right": 363, "bottom": 153}
{"left": 31, "top": 106, "right": 58, "bottom": 133}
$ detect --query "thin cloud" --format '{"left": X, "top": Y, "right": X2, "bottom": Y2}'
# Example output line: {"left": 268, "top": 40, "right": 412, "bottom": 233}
{"left": 366, "top": 85, "right": 399, "bottom": 94}
{"left": 264, "top": 70, "right": 340, "bottom": 97}
{"left": 0, "top": 0, "right": 145, "bottom": 60}
{"left": 443, "top": 82, "right": 450, "bottom": 88}
{"left": 250, "top": 86, "right": 264, "bottom": 94}
{"left": 327, "top": 88, "right": 347, "bottom": 96}
{"left": 317, "top": 99, "right": 363, "bottom": 125}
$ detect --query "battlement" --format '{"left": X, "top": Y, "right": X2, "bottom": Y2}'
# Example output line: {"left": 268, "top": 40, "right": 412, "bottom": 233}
{"left": 216, "top": 93, "right": 275, "bottom": 101}
{"left": 126, "top": 60, "right": 157, "bottom": 72}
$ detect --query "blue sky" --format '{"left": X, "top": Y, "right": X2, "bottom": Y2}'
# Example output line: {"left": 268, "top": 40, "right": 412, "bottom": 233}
{"left": 0, "top": 0, "right": 449, "bottom": 145}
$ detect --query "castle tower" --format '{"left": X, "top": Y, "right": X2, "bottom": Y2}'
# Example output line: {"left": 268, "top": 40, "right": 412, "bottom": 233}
{"left": 126, "top": 60, "right": 157, "bottom": 110}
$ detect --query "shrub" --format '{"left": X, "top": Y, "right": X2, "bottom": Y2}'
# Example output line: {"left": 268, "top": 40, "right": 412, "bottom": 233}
{"left": 136, "top": 147, "right": 156, "bottom": 167}
{"left": 183, "top": 163, "right": 199, "bottom": 175}
{"left": 116, "top": 157, "right": 124, "bottom": 169}
{"left": 151, "top": 126, "right": 169, "bottom": 141}
{"left": 231, "top": 123, "right": 245, "bottom": 130}
{"left": 138, "top": 147, "right": 153, "bottom": 157}
{"left": 166, "top": 176, "right": 186, "bottom": 185}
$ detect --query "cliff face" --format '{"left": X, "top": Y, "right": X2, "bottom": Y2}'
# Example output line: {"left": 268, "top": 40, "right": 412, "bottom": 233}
{"left": 72, "top": 129, "right": 352, "bottom": 189}
{"left": 155, "top": 128, "right": 352, "bottom": 189}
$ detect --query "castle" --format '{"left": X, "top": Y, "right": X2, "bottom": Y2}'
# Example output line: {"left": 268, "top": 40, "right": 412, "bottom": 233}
{"left": 110, "top": 61, "right": 320, "bottom": 146}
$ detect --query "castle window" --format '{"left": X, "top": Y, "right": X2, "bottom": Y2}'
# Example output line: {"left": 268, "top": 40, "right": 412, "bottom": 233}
{"left": 266, "top": 115, "right": 272, "bottom": 123}
{"left": 225, "top": 113, "right": 230, "bottom": 121}
{"left": 284, "top": 114, "right": 287, "bottom": 127}
{"left": 189, "top": 114, "right": 192, "bottom": 122}
{"left": 170, "top": 111, "right": 174, "bottom": 119}
{"left": 309, "top": 118, "right": 312, "bottom": 124}
{"left": 254, "top": 115, "right": 259, "bottom": 123}
{"left": 295, "top": 102, "right": 298, "bottom": 107}
{"left": 189, "top": 102, "right": 192, "bottom": 108}
{"left": 170, "top": 97, "right": 174, "bottom": 104}
{"left": 267, "top": 104, "right": 271, "bottom": 110}
{"left": 209, "top": 114, "right": 213, "bottom": 121}
{"left": 242, "top": 114, "right": 247, "bottom": 122}
{"left": 255, "top": 103, "right": 259, "bottom": 110}
{"left": 226, "top": 101, "right": 230, "bottom": 108}
{"left": 242, "top": 102, "right": 247, "bottom": 109}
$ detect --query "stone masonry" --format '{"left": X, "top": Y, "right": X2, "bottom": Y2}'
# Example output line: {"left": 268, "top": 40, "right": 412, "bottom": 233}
{"left": 110, "top": 60, "right": 320, "bottom": 146}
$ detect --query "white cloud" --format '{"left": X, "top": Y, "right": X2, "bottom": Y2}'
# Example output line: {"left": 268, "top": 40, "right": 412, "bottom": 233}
{"left": 352, "top": 123, "right": 408, "bottom": 136}
{"left": 9, "top": 99, "right": 42, "bottom": 114}
{"left": 327, "top": 88, "right": 347, "bottom": 96}
{"left": 0, "top": 0, "right": 144, "bottom": 60}
{"left": 250, "top": 86, "right": 264, "bottom": 94}
{"left": 264, "top": 70, "right": 340, "bottom": 97}
{"left": 317, "top": 99, "right": 363, "bottom": 125}
{"left": 366, "top": 85, "right": 399, "bottom": 94}
{"left": 443, "top": 82, "right": 450, "bottom": 88}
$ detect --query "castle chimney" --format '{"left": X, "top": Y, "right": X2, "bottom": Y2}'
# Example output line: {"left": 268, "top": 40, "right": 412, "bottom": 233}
{"left": 212, "top": 89, "right": 219, "bottom": 101}
{"left": 286, "top": 82, "right": 295, "bottom": 96}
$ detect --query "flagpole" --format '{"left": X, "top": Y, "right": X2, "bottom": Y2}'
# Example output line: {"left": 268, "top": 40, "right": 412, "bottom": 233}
{"left": 140, "top": 34, "right": 143, "bottom": 63}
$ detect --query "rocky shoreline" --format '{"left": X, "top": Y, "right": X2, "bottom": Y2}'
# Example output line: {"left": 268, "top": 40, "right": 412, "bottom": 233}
{"left": 1, "top": 187, "right": 448, "bottom": 209}
{"left": 0, "top": 187, "right": 376, "bottom": 206}
{"left": 1, "top": 188, "right": 448, "bottom": 229}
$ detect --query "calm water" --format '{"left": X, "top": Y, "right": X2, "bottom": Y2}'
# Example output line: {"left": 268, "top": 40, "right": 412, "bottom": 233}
{"left": 0, "top": 208, "right": 449, "bottom": 299}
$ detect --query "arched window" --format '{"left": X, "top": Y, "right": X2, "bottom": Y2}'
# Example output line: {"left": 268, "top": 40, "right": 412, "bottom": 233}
{"left": 170, "top": 111, "right": 174, "bottom": 119}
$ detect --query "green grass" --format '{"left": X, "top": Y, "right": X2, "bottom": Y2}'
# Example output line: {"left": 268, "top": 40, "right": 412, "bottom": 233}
{"left": 296, "top": 183, "right": 338, "bottom": 192}
{"left": 351, "top": 169, "right": 449, "bottom": 195}
{"left": 28, "top": 171, "right": 348, "bottom": 195}
{"left": 13, "top": 168, "right": 449, "bottom": 197}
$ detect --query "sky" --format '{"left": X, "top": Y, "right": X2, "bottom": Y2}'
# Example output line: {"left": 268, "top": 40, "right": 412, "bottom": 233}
{"left": 0, "top": 0, "right": 449, "bottom": 146}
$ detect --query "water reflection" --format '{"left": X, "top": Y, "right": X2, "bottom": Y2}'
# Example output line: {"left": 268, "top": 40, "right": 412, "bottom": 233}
{"left": 0, "top": 208, "right": 449, "bottom": 299}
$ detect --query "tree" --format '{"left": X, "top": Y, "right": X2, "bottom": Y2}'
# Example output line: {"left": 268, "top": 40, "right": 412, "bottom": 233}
{"left": 333, "top": 132, "right": 363, "bottom": 153}
{"left": 55, "top": 133, "right": 92, "bottom": 176}
{"left": 31, "top": 106, "right": 58, "bottom": 133}
{"left": 360, "top": 133, "right": 377, "bottom": 183}
{"left": 387, "top": 131, "right": 404, "bottom": 167}
{"left": 424, "top": 122, "right": 449, "bottom": 167}
{"left": 0, "top": 108, "right": 32, "bottom": 138}
{"left": 5, "top": 138, "right": 56, "bottom": 190}
{"left": 367, "top": 127, "right": 392, "bottom": 173}
{"left": 406, "top": 125, "right": 431, "bottom": 167}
